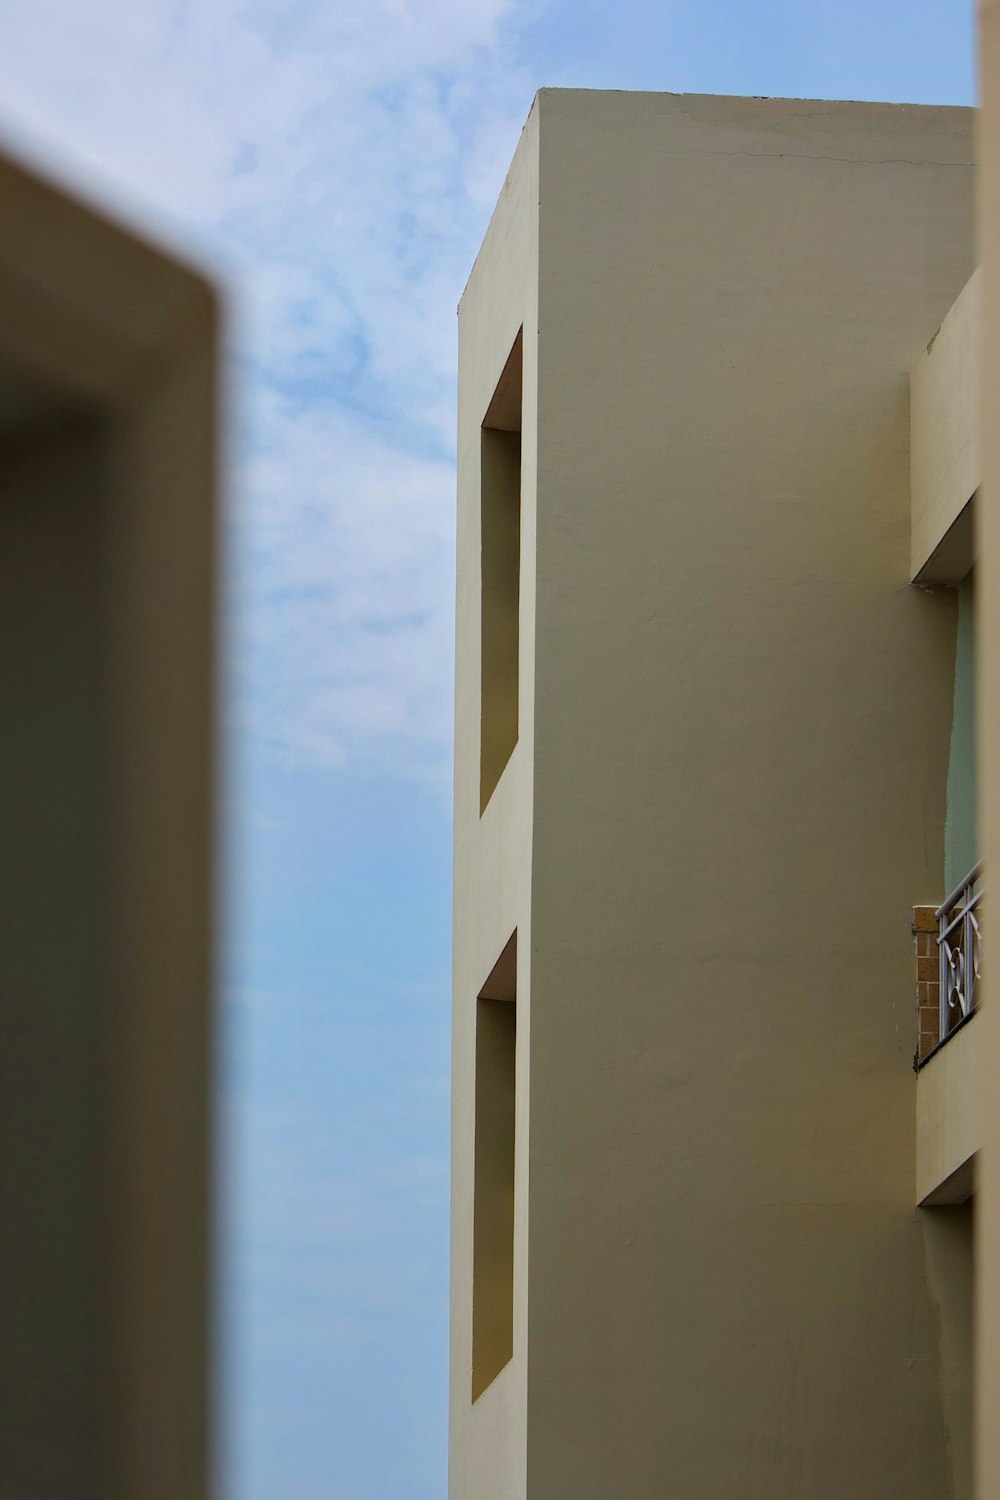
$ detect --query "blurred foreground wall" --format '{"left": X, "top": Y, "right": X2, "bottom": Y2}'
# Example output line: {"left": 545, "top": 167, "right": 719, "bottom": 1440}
{"left": 0, "top": 149, "right": 218, "bottom": 1500}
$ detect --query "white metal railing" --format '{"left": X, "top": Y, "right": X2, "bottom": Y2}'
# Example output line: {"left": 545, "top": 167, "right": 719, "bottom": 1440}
{"left": 937, "top": 860, "right": 983, "bottom": 1045}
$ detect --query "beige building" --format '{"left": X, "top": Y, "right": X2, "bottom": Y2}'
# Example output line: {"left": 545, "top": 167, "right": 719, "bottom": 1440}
{"left": 451, "top": 89, "right": 988, "bottom": 1497}
{"left": 977, "top": 5, "right": 1000, "bottom": 1499}
{"left": 0, "top": 150, "right": 218, "bottom": 1498}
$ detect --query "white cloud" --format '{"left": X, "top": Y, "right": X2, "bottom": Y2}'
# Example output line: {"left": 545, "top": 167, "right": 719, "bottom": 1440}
{"left": 233, "top": 386, "right": 457, "bottom": 779}
{"left": 0, "top": 0, "right": 538, "bottom": 785}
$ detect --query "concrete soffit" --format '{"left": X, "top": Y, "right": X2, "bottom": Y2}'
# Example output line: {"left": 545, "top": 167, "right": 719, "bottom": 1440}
{"left": 911, "top": 270, "right": 980, "bottom": 585}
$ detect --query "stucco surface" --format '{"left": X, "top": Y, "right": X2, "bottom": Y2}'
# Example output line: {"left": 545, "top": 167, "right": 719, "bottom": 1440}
{"left": 452, "top": 102, "right": 539, "bottom": 1500}
{"left": 454, "top": 89, "right": 977, "bottom": 1498}
{"left": 977, "top": 4, "right": 1000, "bottom": 1496}
{"left": 526, "top": 91, "right": 971, "bottom": 1498}
{"left": 911, "top": 270, "right": 980, "bottom": 581}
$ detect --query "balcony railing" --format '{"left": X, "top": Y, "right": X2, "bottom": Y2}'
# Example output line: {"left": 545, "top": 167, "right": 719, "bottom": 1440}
{"left": 937, "top": 860, "right": 983, "bottom": 1045}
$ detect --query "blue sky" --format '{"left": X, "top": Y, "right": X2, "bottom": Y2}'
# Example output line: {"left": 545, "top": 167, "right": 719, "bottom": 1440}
{"left": 0, "top": 1, "right": 976, "bottom": 1494}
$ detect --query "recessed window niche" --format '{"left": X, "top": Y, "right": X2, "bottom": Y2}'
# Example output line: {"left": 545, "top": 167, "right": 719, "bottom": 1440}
{"left": 472, "top": 930, "right": 517, "bottom": 1400}
{"left": 480, "top": 330, "right": 522, "bottom": 813}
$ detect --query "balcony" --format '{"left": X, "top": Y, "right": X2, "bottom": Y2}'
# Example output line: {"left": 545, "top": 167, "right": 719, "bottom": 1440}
{"left": 937, "top": 861, "right": 982, "bottom": 1046}
{"left": 914, "top": 862, "right": 981, "bottom": 1207}
{"left": 915, "top": 863, "right": 981, "bottom": 1065}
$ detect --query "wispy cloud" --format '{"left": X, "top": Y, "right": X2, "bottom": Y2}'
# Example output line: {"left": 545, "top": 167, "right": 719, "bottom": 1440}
{"left": 236, "top": 388, "right": 459, "bottom": 779}
{"left": 0, "top": 0, "right": 537, "bottom": 784}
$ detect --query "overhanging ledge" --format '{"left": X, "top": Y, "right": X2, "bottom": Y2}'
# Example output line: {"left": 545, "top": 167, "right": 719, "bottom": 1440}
{"left": 916, "top": 1011, "right": 978, "bottom": 1205}
{"left": 910, "top": 270, "right": 979, "bottom": 583}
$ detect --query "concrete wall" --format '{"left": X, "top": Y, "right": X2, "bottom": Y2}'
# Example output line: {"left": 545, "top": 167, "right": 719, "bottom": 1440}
{"left": 0, "top": 150, "right": 217, "bottom": 1500}
{"left": 519, "top": 91, "right": 972, "bottom": 1497}
{"left": 977, "top": 4, "right": 1000, "bottom": 1496}
{"left": 452, "top": 103, "right": 539, "bottom": 1500}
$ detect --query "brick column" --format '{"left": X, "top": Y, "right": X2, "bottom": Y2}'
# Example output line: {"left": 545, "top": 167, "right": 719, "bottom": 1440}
{"left": 913, "top": 905, "right": 941, "bottom": 1063}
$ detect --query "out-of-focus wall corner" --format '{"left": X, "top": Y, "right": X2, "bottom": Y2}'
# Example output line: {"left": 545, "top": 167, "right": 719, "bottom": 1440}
{"left": 0, "top": 142, "right": 220, "bottom": 1500}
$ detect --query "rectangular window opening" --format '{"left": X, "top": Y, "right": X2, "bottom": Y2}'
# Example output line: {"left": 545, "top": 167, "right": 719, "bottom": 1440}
{"left": 472, "top": 930, "right": 517, "bottom": 1400}
{"left": 0, "top": 414, "right": 108, "bottom": 1481}
{"left": 480, "top": 330, "right": 522, "bottom": 814}
{"left": 922, "top": 1195, "right": 974, "bottom": 1497}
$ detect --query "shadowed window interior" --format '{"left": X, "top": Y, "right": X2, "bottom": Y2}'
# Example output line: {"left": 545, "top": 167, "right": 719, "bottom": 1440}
{"left": 472, "top": 930, "right": 517, "bottom": 1400}
{"left": 945, "top": 567, "right": 977, "bottom": 892}
{"left": 923, "top": 1196, "right": 974, "bottom": 1500}
{"left": 0, "top": 405, "right": 108, "bottom": 1493}
{"left": 480, "top": 329, "right": 522, "bottom": 814}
